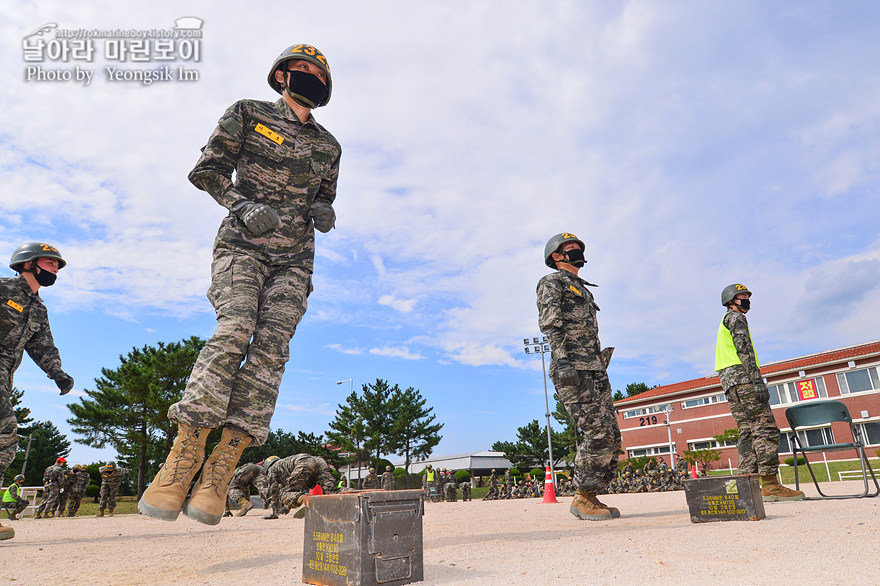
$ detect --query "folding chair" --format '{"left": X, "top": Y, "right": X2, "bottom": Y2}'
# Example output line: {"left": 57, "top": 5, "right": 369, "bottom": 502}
{"left": 785, "top": 400, "right": 880, "bottom": 499}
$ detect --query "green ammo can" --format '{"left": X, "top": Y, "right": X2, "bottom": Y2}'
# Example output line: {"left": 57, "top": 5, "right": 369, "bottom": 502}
{"left": 302, "top": 489, "right": 425, "bottom": 586}
{"left": 683, "top": 474, "right": 766, "bottom": 523}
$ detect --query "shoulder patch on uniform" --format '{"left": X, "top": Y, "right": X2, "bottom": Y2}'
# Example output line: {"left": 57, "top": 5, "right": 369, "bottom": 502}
{"left": 569, "top": 285, "right": 582, "bottom": 297}
{"left": 6, "top": 299, "right": 23, "bottom": 312}
{"left": 254, "top": 123, "right": 284, "bottom": 145}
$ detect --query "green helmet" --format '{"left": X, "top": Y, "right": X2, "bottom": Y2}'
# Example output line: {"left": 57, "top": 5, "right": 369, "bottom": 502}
{"left": 106, "top": 462, "right": 116, "bottom": 469}
{"left": 9, "top": 242, "right": 66, "bottom": 272}
{"left": 262, "top": 455, "right": 280, "bottom": 471}
{"left": 267, "top": 44, "right": 332, "bottom": 107}
{"left": 543, "top": 233, "right": 585, "bottom": 268}
{"left": 721, "top": 283, "right": 751, "bottom": 307}
{"left": 14, "top": 474, "right": 24, "bottom": 483}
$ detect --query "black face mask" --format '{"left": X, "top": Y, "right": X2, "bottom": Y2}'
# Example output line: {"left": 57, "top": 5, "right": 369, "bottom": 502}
{"left": 737, "top": 298, "right": 751, "bottom": 311}
{"left": 285, "top": 70, "right": 329, "bottom": 109}
{"left": 562, "top": 248, "right": 586, "bottom": 268}
{"left": 35, "top": 267, "right": 57, "bottom": 287}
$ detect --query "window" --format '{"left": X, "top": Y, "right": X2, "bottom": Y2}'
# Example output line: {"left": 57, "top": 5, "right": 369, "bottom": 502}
{"left": 837, "top": 367, "right": 880, "bottom": 395}
{"left": 681, "top": 393, "right": 727, "bottom": 409}
{"left": 688, "top": 438, "right": 737, "bottom": 451}
{"left": 779, "top": 427, "right": 835, "bottom": 454}
{"left": 858, "top": 421, "right": 880, "bottom": 446}
{"left": 623, "top": 405, "right": 671, "bottom": 419}
{"left": 768, "top": 378, "right": 828, "bottom": 406}
{"left": 628, "top": 445, "right": 671, "bottom": 458}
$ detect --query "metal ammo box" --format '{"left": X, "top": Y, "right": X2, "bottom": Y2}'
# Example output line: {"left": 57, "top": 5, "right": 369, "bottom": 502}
{"left": 302, "top": 489, "right": 425, "bottom": 586}
{"left": 684, "top": 474, "right": 765, "bottom": 523}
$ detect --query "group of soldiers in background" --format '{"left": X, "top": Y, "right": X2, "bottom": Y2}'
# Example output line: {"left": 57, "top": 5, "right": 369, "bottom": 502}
{"left": 28, "top": 457, "right": 129, "bottom": 518}
{"left": 357, "top": 465, "right": 395, "bottom": 490}
{"left": 482, "top": 469, "right": 546, "bottom": 500}
{"left": 606, "top": 459, "right": 690, "bottom": 494}
{"left": 422, "top": 465, "right": 472, "bottom": 503}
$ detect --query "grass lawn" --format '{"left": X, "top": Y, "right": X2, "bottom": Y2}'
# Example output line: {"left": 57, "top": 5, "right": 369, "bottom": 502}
{"left": 705, "top": 458, "right": 880, "bottom": 483}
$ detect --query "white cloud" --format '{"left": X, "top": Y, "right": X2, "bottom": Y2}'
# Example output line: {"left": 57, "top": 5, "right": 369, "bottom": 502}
{"left": 325, "top": 343, "right": 363, "bottom": 355}
{"left": 377, "top": 294, "right": 416, "bottom": 313}
{"left": 369, "top": 346, "right": 424, "bottom": 361}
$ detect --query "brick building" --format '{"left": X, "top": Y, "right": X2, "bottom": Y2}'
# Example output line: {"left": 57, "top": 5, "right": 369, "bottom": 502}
{"left": 614, "top": 340, "right": 880, "bottom": 471}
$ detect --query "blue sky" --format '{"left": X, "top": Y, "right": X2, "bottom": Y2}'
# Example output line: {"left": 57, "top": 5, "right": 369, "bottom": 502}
{"left": 3, "top": 1, "right": 879, "bottom": 466}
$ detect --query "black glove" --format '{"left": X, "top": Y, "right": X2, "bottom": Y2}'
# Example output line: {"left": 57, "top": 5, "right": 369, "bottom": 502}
{"left": 754, "top": 381, "right": 770, "bottom": 403}
{"left": 231, "top": 201, "right": 282, "bottom": 236}
{"left": 555, "top": 358, "right": 580, "bottom": 386}
{"left": 310, "top": 201, "right": 335, "bottom": 233}
{"left": 51, "top": 371, "right": 74, "bottom": 395}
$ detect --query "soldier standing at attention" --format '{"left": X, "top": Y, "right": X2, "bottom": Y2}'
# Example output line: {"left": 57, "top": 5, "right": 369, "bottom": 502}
{"left": 715, "top": 284, "right": 804, "bottom": 501}
{"left": 139, "top": 44, "right": 341, "bottom": 526}
{"left": 361, "top": 467, "right": 378, "bottom": 489}
{"left": 66, "top": 464, "right": 91, "bottom": 516}
{"left": 0, "top": 243, "right": 73, "bottom": 539}
{"left": 97, "top": 462, "right": 129, "bottom": 517}
{"left": 537, "top": 233, "right": 621, "bottom": 521}
{"left": 35, "top": 457, "right": 67, "bottom": 519}
{"left": 382, "top": 465, "right": 394, "bottom": 490}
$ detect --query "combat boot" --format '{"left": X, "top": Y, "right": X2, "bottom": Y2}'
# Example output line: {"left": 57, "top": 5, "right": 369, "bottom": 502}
{"left": 33, "top": 511, "right": 42, "bottom": 519}
{"left": 594, "top": 495, "right": 621, "bottom": 518}
{"left": 8, "top": 512, "right": 18, "bottom": 521}
{"left": 570, "top": 491, "right": 613, "bottom": 521}
{"left": 138, "top": 423, "right": 210, "bottom": 521}
{"left": 235, "top": 496, "right": 253, "bottom": 517}
{"left": 107, "top": 508, "right": 115, "bottom": 517}
{"left": 760, "top": 474, "right": 805, "bottom": 502}
{"left": 183, "top": 426, "right": 252, "bottom": 525}
{"left": 96, "top": 509, "right": 104, "bottom": 517}
{"left": 0, "top": 521, "right": 13, "bottom": 541}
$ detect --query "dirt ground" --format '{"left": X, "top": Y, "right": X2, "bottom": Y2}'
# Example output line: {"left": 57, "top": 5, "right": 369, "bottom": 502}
{"left": 2, "top": 481, "right": 878, "bottom": 585}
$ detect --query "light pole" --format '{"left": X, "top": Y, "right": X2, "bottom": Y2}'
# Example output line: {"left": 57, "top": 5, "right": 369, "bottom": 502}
{"left": 523, "top": 336, "right": 556, "bottom": 490}
{"left": 337, "top": 378, "right": 354, "bottom": 488}
{"left": 663, "top": 404, "right": 675, "bottom": 468}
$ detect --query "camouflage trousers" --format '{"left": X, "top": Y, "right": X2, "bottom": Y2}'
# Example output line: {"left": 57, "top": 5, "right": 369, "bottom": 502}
{"left": 226, "top": 487, "right": 250, "bottom": 509}
{"left": 268, "top": 456, "right": 335, "bottom": 513}
{"left": 5, "top": 496, "right": 28, "bottom": 515}
{"left": 53, "top": 490, "right": 68, "bottom": 515}
{"left": 66, "top": 493, "right": 85, "bottom": 516}
{"left": 99, "top": 483, "right": 120, "bottom": 511}
{"left": 36, "top": 485, "right": 61, "bottom": 516}
{"left": 553, "top": 369, "right": 622, "bottom": 494}
{"left": 725, "top": 382, "right": 780, "bottom": 476}
{"left": 0, "top": 375, "right": 18, "bottom": 479}
{"left": 168, "top": 249, "right": 311, "bottom": 445}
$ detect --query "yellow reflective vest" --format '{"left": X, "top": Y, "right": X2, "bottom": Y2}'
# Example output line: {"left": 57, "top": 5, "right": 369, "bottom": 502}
{"left": 715, "top": 314, "right": 758, "bottom": 372}
{"left": 426, "top": 470, "right": 435, "bottom": 482}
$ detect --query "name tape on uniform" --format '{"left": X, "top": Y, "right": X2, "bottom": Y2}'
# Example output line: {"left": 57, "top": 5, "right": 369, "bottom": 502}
{"left": 6, "top": 299, "right": 23, "bottom": 312}
{"left": 569, "top": 285, "right": 582, "bottom": 297}
{"left": 254, "top": 123, "right": 284, "bottom": 145}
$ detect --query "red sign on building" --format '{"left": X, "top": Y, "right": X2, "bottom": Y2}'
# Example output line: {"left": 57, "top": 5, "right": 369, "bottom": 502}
{"left": 796, "top": 379, "right": 818, "bottom": 401}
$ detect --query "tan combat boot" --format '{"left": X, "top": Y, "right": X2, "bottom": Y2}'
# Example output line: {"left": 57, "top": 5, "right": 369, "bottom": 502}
{"left": 107, "top": 508, "right": 115, "bottom": 517}
{"left": 183, "top": 426, "right": 252, "bottom": 525}
{"left": 235, "top": 496, "right": 254, "bottom": 517}
{"left": 138, "top": 423, "right": 210, "bottom": 521}
{"left": 761, "top": 474, "right": 805, "bottom": 502}
{"left": 0, "top": 521, "right": 13, "bottom": 541}
{"left": 96, "top": 509, "right": 104, "bottom": 517}
{"left": 570, "top": 491, "right": 613, "bottom": 521}
{"left": 594, "top": 495, "right": 621, "bottom": 518}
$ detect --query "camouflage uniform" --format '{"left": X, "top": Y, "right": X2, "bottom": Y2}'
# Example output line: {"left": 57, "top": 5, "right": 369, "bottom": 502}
{"left": 460, "top": 481, "right": 471, "bottom": 501}
{"left": 537, "top": 270, "right": 621, "bottom": 494}
{"left": 0, "top": 275, "right": 65, "bottom": 478}
{"left": 265, "top": 454, "right": 335, "bottom": 515}
{"left": 52, "top": 468, "right": 74, "bottom": 516}
{"left": 381, "top": 469, "right": 394, "bottom": 490}
{"left": 226, "top": 462, "right": 267, "bottom": 512}
{"left": 98, "top": 465, "right": 129, "bottom": 513}
{"left": 167, "top": 97, "right": 341, "bottom": 446}
{"left": 35, "top": 463, "right": 65, "bottom": 517}
{"left": 717, "top": 311, "right": 780, "bottom": 476}
{"left": 444, "top": 482, "right": 457, "bottom": 502}
{"left": 66, "top": 467, "right": 91, "bottom": 516}
{"left": 361, "top": 470, "right": 378, "bottom": 489}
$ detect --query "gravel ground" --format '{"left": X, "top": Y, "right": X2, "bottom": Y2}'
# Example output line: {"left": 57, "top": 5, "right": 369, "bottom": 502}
{"left": 2, "top": 481, "right": 878, "bottom": 585}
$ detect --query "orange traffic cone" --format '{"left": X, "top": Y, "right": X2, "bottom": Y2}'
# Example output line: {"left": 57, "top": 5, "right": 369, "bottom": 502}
{"left": 690, "top": 465, "right": 698, "bottom": 479}
{"left": 309, "top": 484, "right": 323, "bottom": 496}
{"left": 541, "top": 466, "right": 560, "bottom": 504}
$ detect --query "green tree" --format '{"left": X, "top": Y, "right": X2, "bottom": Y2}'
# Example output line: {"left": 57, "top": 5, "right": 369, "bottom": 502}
{"left": 241, "top": 429, "right": 340, "bottom": 467}
{"left": 492, "top": 419, "right": 564, "bottom": 471}
{"left": 5, "top": 420, "right": 71, "bottom": 486}
{"left": 326, "top": 390, "right": 369, "bottom": 486}
{"left": 681, "top": 448, "right": 722, "bottom": 474}
{"left": 67, "top": 337, "right": 204, "bottom": 497}
{"left": 625, "top": 382, "right": 651, "bottom": 397}
{"left": 10, "top": 386, "right": 34, "bottom": 434}
{"left": 713, "top": 428, "right": 739, "bottom": 445}
{"left": 389, "top": 385, "right": 443, "bottom": 487}
{"left": 360, "top": 379, "right": 397, "bottom": 464}
{"left": 551, "top": 395, "right": 578, "bottom": 465}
